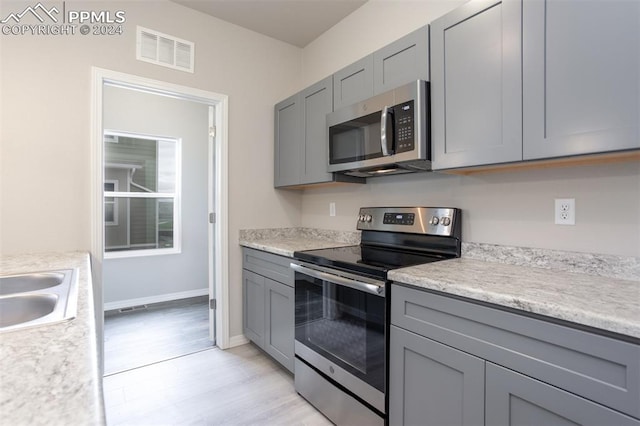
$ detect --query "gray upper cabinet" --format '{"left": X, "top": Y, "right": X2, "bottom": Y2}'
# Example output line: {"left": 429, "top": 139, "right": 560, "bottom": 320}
{"left": 431, "top": 0, "right": 522, "bottom": 170}
{"left": 522, "top": 0, "right": 640, "bottom": 160}
{"left": 274, "top": 94, "right": 301, "bottom": 187}
{"left": 300, "top": 77, "right": 333, "bottom": 185}
{"left": 373, "top": 25, "right": 429, "bottom": 94}
{"left": 333, "top": 55, "right": 374, "bottom": 110}
{"left": 333, "top": 25, "right": 430, "bottom": 110}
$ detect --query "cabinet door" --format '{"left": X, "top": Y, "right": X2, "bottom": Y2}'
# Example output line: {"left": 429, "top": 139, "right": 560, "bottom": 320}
{"left": 300, "top": 76, "right": 333, "bottom": 185}
{"left": 523, "top": 0, "right": 640, "bottom": 160}
{"left": 333, "top": 55, "right": 374, "bottom": 110}
{"left": 264, "top": 278, "right": 294, "bottom": 372}
{"left": 389, "top": 325, "right": 485, "bottom": 426}
{"left": 274, "top": 93, "right": 301, "bottom": 187}
{"left": 242, "top": 270, "right": 265, "bottom": 347}
{"left": 431, "top": 0, "right": 522, "bottom": 170}
{"left": 486, "top": 363, "right": 640, "bottom": 426}
{"left": 373, "top": 25, "right": 429, "bottom": 94}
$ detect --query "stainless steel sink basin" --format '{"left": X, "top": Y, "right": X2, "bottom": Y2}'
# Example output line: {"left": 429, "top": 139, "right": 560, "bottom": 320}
{"left": 0, "top": 269, "right": 78, "bottom": 333}
{"left": 0, "top": 294, "right": 58, "bottom": 327}
{"left": 0, "top": 272, "right": 65, "bottom": 296}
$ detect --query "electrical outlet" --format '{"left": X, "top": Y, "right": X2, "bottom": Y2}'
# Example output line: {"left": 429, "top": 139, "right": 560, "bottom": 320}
{"left": 554, "top": 198, "right": 575, "bottom": 225}
{"left": 329, "top": 202, "right": 336, "bottom": 217}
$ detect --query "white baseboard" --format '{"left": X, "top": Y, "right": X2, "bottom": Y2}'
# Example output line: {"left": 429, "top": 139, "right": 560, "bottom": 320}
{"left": 104, "top": 288, "right": 209, "bottom": 311}
{"left": 228, "top": 334, "right": 250, "bottom": 348}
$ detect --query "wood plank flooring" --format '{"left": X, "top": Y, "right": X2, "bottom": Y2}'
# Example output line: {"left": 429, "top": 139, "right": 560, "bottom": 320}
{"left": 103, "top": 344, "right": 332, "bottom": 426}
{"left": 104, "top": 296, "right": 212, "bottom": 375}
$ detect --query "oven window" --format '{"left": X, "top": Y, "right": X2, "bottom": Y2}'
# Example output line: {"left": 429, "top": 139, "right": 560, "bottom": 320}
{"left": 295, "top": 272, "right": 385, "bottom": 392}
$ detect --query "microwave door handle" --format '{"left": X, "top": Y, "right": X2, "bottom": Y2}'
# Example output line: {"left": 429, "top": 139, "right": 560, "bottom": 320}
{"left": 380, "top": 105, "right": 394, "bottom": 156}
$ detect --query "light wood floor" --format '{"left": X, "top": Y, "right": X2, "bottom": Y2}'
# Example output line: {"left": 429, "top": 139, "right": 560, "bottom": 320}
{"left": 103, "top": 344, "right": 332, "bottom": 426}
{"left": 104, "top": 297, "right": 212, "bottom": 375}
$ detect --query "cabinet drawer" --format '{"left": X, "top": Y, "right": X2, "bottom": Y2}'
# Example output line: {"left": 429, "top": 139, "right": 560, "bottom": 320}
{"left": 391, "top": 284, "right": 640, "bottom": 418}
{"left": 242, "top": 248, "right": 293, "bottom": 286}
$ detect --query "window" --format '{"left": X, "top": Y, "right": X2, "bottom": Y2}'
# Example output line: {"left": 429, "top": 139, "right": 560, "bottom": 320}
{"left": 103, "top": 131, "right": 181, "bottom": 257}
{"left": 104, "top": 180, "right": 119, "bottom": 226}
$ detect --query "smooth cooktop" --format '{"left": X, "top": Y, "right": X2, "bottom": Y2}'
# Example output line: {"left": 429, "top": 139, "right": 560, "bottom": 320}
{"left": 294, "top": 244, "right": 449, "bottom": 280}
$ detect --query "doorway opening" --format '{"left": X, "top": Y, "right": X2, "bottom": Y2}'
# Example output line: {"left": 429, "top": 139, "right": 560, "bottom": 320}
{"left": 90, "top": 68, "right": 230, "bottom": 374}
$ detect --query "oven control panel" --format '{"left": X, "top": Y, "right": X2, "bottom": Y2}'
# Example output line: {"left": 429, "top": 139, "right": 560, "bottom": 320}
{"left": 383, "top": 212, "right": 415, "bottom": 225}
{"left": 357, "top": 207, "right": 460, "bottom": 237}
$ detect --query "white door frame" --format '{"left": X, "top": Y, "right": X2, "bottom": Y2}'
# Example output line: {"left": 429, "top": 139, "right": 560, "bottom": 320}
{"left": 90, "top": 67, "right": 230, "bottom": 350}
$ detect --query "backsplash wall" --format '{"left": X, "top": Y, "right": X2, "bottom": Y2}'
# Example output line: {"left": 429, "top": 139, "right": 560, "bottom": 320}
{"left": 300, "top": 161, "right": 640, "bottom": 257}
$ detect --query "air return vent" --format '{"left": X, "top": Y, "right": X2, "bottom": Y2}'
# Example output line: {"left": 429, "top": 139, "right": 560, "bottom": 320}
{"left": 136, "top": 26, "right": 194, "bottom": 73}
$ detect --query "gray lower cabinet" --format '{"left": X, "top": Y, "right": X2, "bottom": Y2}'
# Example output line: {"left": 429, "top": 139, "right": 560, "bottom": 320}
{"left": 389, "top": 325, "right": 485, "bottom": 426}
{"left": 242, "top": 269, "right": 265, "bottom": 347}
{"left": 389, "top": 283, "right": 640, "bottom": 425}
{"left": 522, "top": 0, "right": 640, "bottom": 160}
{"left": 263, "top": 278, "right": 294, "bottom": 370}
{"left": 431, "top": 0, "right": 522, "bottom": 170}
{"left": 486, "top": 363, "right": 640, "bottom": 426}
{"left": 242, "top": 248, "right": 294, "bottom": 372}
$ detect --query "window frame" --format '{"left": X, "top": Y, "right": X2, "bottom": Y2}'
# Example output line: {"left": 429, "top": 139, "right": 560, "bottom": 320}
{"left": 103, "top": 130, "right": 182, "bottom": 259}
{"left": 104, "top": 180, "right": 119, "bottom": 226}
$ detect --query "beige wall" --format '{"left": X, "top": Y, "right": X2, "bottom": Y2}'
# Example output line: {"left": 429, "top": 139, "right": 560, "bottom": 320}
{"left": 0, "top": 0, "right": 303, "bottom": 338}
{"left": 299, "top": 0, "right": 640, "bottom": 257}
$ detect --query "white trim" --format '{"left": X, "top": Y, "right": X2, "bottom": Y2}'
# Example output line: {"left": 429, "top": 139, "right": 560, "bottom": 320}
{"left": 104, "top": 288, "right": 208, "bottom": 311}
{"left": 91, "top": 67, "right": 230, "bottom": 352}
{"left": 228, "top": 335, "right": 250, "bottom": 348}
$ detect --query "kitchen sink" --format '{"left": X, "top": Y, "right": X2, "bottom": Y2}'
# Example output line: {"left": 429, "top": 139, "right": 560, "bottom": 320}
{"left": 0, "top": 272, "right": 65, "bottom": 296}
{"left": 0, "top": 269, "right": 78, "bottom": 333}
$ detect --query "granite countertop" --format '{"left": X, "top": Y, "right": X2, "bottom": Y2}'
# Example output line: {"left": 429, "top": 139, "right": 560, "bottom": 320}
{"left": 0, "top": 252, "right": 105, "bottom": 426}
{"left": 239, "top": 227, "right": 360, "bottom": 257}
{"left": 239, "top": 228, "right": 640, "bottom": 340}
{"left": 389, "top": 257, "right": 640, "bottom": 340}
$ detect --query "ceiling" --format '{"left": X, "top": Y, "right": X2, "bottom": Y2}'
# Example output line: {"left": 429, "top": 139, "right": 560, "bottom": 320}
{"left": 172, "top": 0, "right": 368, "bottom": 47}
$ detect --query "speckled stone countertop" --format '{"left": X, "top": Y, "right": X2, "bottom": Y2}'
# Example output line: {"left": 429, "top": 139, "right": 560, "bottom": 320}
{"left": 239, "top": 227, "right": 360, "bottom": 257}
{"left": 0, "top": 252, "right": 105, "bottom": 426}
{"left": 390, "top": 258, "right": 640, "bottom": 340}
{"left": 239, "top": 229, "right": 640, "bottom": 339}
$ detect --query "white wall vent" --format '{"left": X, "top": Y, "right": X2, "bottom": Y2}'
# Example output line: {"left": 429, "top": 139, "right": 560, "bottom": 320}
{"left": 136, "top": 26, "right": 195, "bottom": 73}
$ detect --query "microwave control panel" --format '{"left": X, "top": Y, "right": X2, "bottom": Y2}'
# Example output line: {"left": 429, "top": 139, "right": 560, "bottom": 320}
{"left": 394, "top": 100, "right": 414, "bottom": 153}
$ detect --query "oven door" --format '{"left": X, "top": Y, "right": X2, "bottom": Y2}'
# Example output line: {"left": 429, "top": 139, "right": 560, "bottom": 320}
{"left": 291, "top": 262, "right": 386, "bottom": 413}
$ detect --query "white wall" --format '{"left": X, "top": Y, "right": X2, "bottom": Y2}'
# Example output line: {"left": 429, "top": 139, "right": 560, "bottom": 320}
{"left": 102, "top": 85, "right": 209, "bottom": 305}
{"left": 299, "top": 0, "right": 640, "bottom": 258}
{"left": 0, "top": 0, "right": 303, "bottom": 338}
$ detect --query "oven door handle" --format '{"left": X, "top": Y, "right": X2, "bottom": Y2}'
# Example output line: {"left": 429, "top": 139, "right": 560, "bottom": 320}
{"left": 290, "top": 263, "right": 385, "bottom": 297}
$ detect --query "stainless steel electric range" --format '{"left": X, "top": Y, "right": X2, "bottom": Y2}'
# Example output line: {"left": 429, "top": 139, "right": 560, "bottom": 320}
{"left": 291, "top": 206, "right": 461, "bottom": 425}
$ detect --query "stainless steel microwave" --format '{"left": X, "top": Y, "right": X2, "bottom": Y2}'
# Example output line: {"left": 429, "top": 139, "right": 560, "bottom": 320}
{"left": 327, "top": 80, "right": 430, "bottom": 177}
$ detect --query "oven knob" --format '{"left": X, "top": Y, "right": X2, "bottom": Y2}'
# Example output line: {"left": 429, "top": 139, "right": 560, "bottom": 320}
{"left": 358, "top": 214, "right": 364, "bottom": 222}
{"left": 365, "top": 214, "right": 372, "bottom": 223}
{"left": 441, "top": 217, "right": 451, "bottom": 226}
{"left": 430, "top": 216, "right": 439, "bottom": 225}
